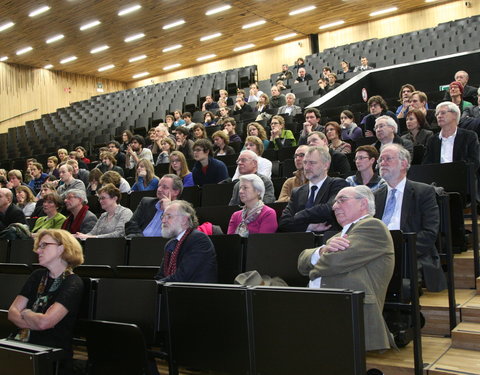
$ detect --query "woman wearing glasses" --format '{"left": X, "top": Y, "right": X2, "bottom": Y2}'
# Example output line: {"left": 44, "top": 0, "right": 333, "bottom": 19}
{"left": 75, "top": 184, "right": 133, "bottom": 239}
{"left": 8, "top": 229, "right": 84, "bottom": 375}
{"left": 345, "top": 145, "right": 386, "bottom": 192}
{"left": 169, "top": 151, "right": 194, "bottom": 187}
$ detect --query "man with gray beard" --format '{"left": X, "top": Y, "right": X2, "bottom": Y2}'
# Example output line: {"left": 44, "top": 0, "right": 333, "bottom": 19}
{"left": 154, "top": 200, "right": 217, "bottom": 283}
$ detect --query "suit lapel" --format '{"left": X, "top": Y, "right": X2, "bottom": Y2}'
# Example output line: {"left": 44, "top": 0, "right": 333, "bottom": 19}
{"left": 400, "top": 180, "right": 414, "bottom": 229}
{"left": 452, "top": 129, "right": 464, "bottom": 161}
{"left": 375, "top": 185, "right": 388, "bottom": 218}
{"left": 314, "top": 177, "right": 330, "bottom": 204}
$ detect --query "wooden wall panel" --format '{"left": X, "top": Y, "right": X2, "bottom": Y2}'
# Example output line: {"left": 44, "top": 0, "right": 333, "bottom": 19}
{"left": 0, "top": 63, "right": 126, "bottom": 132}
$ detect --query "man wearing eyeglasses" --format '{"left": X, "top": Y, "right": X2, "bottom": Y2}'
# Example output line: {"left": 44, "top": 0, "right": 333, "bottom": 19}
{"left": 125, "top": 174, "right": 183, "bottom": 238}
{"left": 298, "top": 185, "right": 395, "bottom": 351}
{"left": 423, "top": 101, "right": 479, "bottom": 171}
{"left": 372, "top": 116, "right": 413, "bottom": 157}
{"left": 228, "top": 150, "right": 275, "bottom": 206}
{"left": 277, "top": 145, "right": 309, "bottom": 202}
{"left": 375, "top": 144, "right": 446, "bottom": 292}
{"left": 279, "top": 146, "right": 347, "bottom": 232}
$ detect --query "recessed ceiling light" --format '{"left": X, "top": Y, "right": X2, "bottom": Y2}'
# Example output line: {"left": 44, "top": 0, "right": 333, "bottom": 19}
{"left": 124, "top": 33, "right": 145, "bottom": 42}
{"left": 162, "top": 44, "right": 182, "bottom": 53}
{"left": 197, "top": 54, "right": 217, "bottom": 61}
{"left": 242, "top": 20, "right": 266, "bottom": 29}
{"left": 133, "top": 72, "right": 149, "bottom": 78}
{"left": 29, "top": 5, "right": 51, "bottom": 17}
{"left": 60, "top": 56, "right": 77, "bottom": 64}
{"left": 46, "top": 34, "right": 64, "bottom": 44}
{"left": 274, "top": 33, "right": 297, "bottom": 41}
{"left": 90, "top": 45, "right": 109, "bottom": 54}
{"left": 425, "top": 0, "right": 437, "bottom": 2}
{"left": 44, "top": 64, "right": 53, "bottom": 69}
{"left": 205, "top": 5, "right": 232, "bottom": 15}
{"left": 163, "top": 20, "right": 185, "bottom": 30}
{"left": 289, "top": 5, "right": 316, "bottom": 16}
{"left": 0, "top": 21, "right": 15, "bottom": 32}
{"left": 233, "top": 43, "right": 255, "bottom": 52}
{"left": 319, "top": 20, "right": 345, "bottom": 29}
{"left": 163, "top": 63, "right": 181, "bottom": 70}
{"left": 118, "top": 4, "right": 142, "bottom": 16}
{"left": 200, "top": 33, "right": 222, "bottom": 41}
{"left": 129, "top": 54, "right": 147, "bottom": 62}
{"left": 98, "top": 64, "right": 115, "bottom": 72}
{"left": 369, "top": 7, "right": 398, "bottom": 17}
{"left": 80, "top": 20, "right": 101, "bottom": 31}
{"left": 0, "top": 56, "right": 8, "bottom": 62}
{"left": 16, "top": 46, "right": 33, "bottom": 55}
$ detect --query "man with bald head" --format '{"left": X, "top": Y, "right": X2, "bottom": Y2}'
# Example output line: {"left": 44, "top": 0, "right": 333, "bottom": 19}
{"left": 229, "top": 150, "right": 275, "bottom": 206}
{"left": 298, "top": 185, "right": 394, "bottom": 351}
{"left": 443, "top": 70, "right": 478, "bottom": 104}
{"left": 0, "top": 188, "right": 26, "bottom": 231}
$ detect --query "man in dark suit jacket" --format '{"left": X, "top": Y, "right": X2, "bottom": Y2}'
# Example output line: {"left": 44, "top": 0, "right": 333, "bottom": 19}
{"left": 279, "top": 146, "right": 348, "bottom": 232}
{"left": 155, "top": 200, "right": 217, "bottom": 283}
{"left": 306, "top": 131, "right": 351, "bottom": 176}
{"left": 375, "top": 144, "right": 447, "bottom": 292}
{"left": 443, "top": 70, "right": 478, "bottom": 104}
{"left": 0, "top": 188, "right": 26, "bottom": 231}
{"left": 423, "top": 101, "right": 480, "bottom": 172}
{"left": 125, "top": 174, "right": 182, "bottom": 237}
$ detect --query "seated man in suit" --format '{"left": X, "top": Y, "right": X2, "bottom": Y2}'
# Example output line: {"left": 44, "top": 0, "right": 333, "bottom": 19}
{"left": 155, "top": 200, "right": 217, "bottom": 283}
{"left": 423, "top": 101, "right": 479, "bottom": 170}
{"left": 277, "top": 93, "right": 303, "bottom": 117}
{"left": 279, "top": 146, "right": 347, "bottom": 232}
{"left": 277, "top": 145, "right": 309, "bottom": 202}
{"left": 294, "top": 67, "right": 313, "bottom": 83}
{"left": 306, "top": 131, "right": 351, "bottom": 176}
{"left": 375, "top": 144, "right": 447, "bottom": 292}
{"left": 298, "top": 185, "right": 395, "bottom": 351}
{"left": 125, "top": 174, "right": 182, "bottom": 237}
{"left": 0, "top": 188, "right": 26, "bottom": 231}
{"left": 229, "top": 150, "right": 275, "bottom": 205}
{"left": 372, "top": 115, "right": 413, "bottom": 158}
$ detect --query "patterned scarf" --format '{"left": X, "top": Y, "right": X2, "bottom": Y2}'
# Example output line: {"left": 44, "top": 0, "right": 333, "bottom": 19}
{"left": 235, "top": 201, "right": 265, "bottom": 238}
{"left": 163, "top": 228, "right": 193, "bottom": 277}
{"left": 16, "top": 268, "right": 72, "bottom": 342}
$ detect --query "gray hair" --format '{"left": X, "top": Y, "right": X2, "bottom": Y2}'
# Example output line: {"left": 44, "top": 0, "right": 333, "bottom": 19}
{"left": 436, "top": 101, "right": 461, "bottom": 123}
{"left": 352, "top": 186, "right": 375, "bottom": 216}
{"left": 306, "top": 146, "right": 331, "bottom": 165}
{"left": 285, "top": 92, "right": 296, "bottom": 100}
{"left": 240, "top": 149, "right": 259, "bottom": 163}
{"left": 380, "top": 143, "right": 411, "bottom": 170}
{"left": 167, "top": 200, "right": 198, "bottom": 229}
{"left": 65, "top": 189, "right": 87, "bottom": 204}
{"left": 161, "top": 173, "right": 184, "bottom": 196}
{"left": 375, "top": 115, "right": 397, "bottom": 133}
{"left": 239, "top": 174, "right": 265, "bottom": 199}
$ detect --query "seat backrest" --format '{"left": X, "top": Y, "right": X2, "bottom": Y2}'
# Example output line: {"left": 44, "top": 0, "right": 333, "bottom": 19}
{"left": 210, "top": 234, "right": 244, "bottom": 284}
{"left": 83, "top": 238, "right": 127, "bottom": 267}
{"left": 9, "top": 239, "right": 36, "bottom": 265}
{"left": 245, "top": 232, "right": 314, "bottom": 287}
{"left": 201, "top": 183, "right": 235, "bottom": 207}
{"left": 196, "top": 205, "right": 240, "bottom": 234}
{"left": 129, "top": 190, "right": 156, "bottom": 212}
{"left": 85, "top": 320, "right": 148, "bottom": 375}
{"left": 180, "top": 185, "right": 201, "bottom": 208}
{"left": 0, "top": 240, "right": 8, "bottom": 263}
{"left": 94, "top": 278, "right": 162, "bottom": 345}
{"left": 128, "top": 237, "right": 167, "bottom": 266}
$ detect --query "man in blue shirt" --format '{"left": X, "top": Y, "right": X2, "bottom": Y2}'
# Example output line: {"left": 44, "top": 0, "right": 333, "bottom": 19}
{"left": 125, "top": 174, "right": 183, "bottom": 237}
{"left": 28, "top": 163, "right": 49, "bottom": 196}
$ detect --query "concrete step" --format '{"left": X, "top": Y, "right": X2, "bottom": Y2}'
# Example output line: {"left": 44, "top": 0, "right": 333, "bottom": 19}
{"left": 461, "top": 295, "right": 480, "bottom": 323}
{"left": 420, "top": 289, "right": 475, "bottom": 336}
{"left": 452, "top": 322, "right": 480, "bottom": 351}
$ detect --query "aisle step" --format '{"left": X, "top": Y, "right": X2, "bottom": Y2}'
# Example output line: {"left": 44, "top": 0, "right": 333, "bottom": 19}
{"left": 477, "top": 276, "right": 480, "bottom": 294}
{"left": 428, "top": 346, "right": 480, "bottom": 374}
{"left": 454, "top": 250, "right": 475, "bottom": 289}
{"left": 461, "top": 295, "right": 480, "bottom": 323}
{"left": 420, "top": 289, "right": 475, "bottom": 336}
{"left": 451, "top": 322, "right": 480, "bottom": 350}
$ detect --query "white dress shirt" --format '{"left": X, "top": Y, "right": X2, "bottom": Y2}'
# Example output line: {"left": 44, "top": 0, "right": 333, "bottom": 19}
{"left": 439, "top": 129, "right": 457, "bottom": 163}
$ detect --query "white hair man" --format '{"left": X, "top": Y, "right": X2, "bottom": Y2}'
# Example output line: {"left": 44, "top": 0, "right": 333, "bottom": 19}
{"left": 277, "top": 93, "right": 303, "bottom": 117}
{"left": 372, "top": 115, "right": 413, "bottom": 157}
{"left": 298, "top": 185, "right": 395, "bottom": 351}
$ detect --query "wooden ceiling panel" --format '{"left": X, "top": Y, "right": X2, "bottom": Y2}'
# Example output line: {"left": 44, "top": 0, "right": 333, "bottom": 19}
{"left": 0, "top": 0, "right": 452, "bottom": 82}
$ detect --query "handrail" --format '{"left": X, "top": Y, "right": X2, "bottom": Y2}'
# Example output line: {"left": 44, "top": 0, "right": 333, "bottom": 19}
{"left": 0, "top": 108, "right": 38, "bottom": 124}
